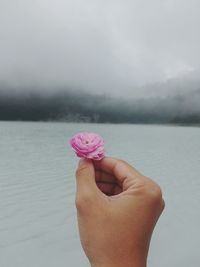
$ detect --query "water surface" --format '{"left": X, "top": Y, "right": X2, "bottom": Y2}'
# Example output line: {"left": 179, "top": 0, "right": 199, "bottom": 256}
{"left": 0, "top": 121, "right": 199, "bottom": 266}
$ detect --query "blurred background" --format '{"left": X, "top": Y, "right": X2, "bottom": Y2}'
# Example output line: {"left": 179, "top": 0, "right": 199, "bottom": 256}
{"left": 0, "top": 1, "right": 200, "bottom": 267}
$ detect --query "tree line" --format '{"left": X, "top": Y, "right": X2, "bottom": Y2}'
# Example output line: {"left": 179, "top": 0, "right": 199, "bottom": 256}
{"left": 0, "top": 89, "right": 200, "bottom": 124}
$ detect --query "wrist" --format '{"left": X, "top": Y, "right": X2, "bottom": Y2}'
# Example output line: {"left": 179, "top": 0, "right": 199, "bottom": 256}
{"left": 92, "top": 264, "right": 146, "bottom": 267}
{"left": 92, "top": 265, "right": 145, "bottom": 267}
{"left": 91, "top": 259, "right": 146, "bottom": 267}
{"left": 91, "top": 251, "right": 147, "bottom": 267}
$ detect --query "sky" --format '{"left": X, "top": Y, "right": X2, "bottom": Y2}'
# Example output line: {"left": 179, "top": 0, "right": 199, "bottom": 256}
{"left": 0, "top": 0, "right": 200, "bottom": 97}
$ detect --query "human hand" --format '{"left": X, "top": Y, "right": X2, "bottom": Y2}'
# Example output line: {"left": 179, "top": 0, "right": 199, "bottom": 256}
{"left": 75, "top": 157, "right": 165, "bottom": 267}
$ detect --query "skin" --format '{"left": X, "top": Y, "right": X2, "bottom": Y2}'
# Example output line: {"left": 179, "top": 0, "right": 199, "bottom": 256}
{"left": 75, "top": 157, "right": 165, "bottom": 267}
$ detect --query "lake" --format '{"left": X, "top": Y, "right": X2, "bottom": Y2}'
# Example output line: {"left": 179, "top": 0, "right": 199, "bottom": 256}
{"left": 0, "top": 121, "right": 199, "bottom": 267}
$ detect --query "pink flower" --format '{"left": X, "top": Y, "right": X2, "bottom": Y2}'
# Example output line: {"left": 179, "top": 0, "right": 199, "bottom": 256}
{"left": 69, "top": 132, "right": 105, "bottom": 160}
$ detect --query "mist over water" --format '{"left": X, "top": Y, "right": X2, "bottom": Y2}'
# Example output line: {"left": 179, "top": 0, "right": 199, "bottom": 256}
{"left": 0, "top": 121, "right": 200, "bottom": 267}
{"left": 1, "top": 1, "right": 200, "bottom": 123}
{"left": 0, "top": 87, "right": 200, "bottom": 123}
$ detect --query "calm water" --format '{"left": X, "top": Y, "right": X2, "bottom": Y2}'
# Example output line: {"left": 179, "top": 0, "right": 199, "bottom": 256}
{"left": 0, "top": 121, "right": 199, "bottom": 267}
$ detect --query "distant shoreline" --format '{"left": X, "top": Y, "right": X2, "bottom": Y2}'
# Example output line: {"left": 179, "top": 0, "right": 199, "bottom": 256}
{"left": 0, "top": 89, "right": 200, "bottom": 125}
{"left": 169, "top": 123, "right": 200, "bottom": 127}
{"left": 0, "top": 120, "right": 199, "bottom": 127}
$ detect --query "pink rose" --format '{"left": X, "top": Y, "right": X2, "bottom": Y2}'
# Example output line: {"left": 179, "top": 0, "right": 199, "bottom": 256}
{"left": 69, "top": 132, "right": 105, "bottom": 160}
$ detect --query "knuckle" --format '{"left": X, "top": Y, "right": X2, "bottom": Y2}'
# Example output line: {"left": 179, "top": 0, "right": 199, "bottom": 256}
{"left": 146, "top": 182, "right": 163, "bottom": 204}
{"left": 75, "top": 192, "right": 93, "bottom": 211}
{"left": 118, "top": 159, "right": 127, "bottom": 165}
{"left": 113, "top": 158, "right": 127, "bottom": 166}
{"left": 115, "top": 159, "right": 128, "bottom": 171}
{"left": 75, "top": 165, "right": 88, "bottom": 178}
{"left": 161, "top": 198, "right": 165, "bottom": 211}
{"left": 75, "top": 196, "right": 82, "bottom": 210}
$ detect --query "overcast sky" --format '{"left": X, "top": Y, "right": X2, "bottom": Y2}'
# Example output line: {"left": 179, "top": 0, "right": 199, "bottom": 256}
{"left": 0, "top": 0, "right": 200, "bottom": 97}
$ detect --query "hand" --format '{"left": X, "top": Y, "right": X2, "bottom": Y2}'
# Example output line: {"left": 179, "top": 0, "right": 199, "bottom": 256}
{"left": 75, "top": 157, "right": 165, "bottom": 267}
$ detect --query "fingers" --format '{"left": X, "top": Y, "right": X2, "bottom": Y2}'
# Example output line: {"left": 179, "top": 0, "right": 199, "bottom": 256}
{"left": 93, "top": 157, "right": 141, "bottom": 176}
{"left": 97, "top": 182, "right": 122, "bottom": 196}
{"left": 95, "top": 169, "right": 117, "bottom": 184}
{"left": 75, "top": 157, "right": 143, "bottom": 202}
{"left": 75, "top": 159, "right": 99, "bottom": 197}
{"left": 95, "top": 169, "right": 122, "bottom": 195}
{"left": 75, "top": 158, "right": 123, "bottom": 202}
{"left": 93, "top": 157, "right": 142, "bottom": 190}
{"left": 75, "top": 159, "right": 106, "bottom": 213}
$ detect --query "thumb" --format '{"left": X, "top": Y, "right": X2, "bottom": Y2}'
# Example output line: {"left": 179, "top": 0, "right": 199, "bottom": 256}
{"left": 75, "top": 158, "right": 99, "bottom": 197}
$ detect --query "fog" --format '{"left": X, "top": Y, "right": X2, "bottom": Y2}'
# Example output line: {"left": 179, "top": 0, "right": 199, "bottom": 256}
{"left": 1, "top": 0, "right": 200, "bottom": 98}
{"left": 0, "top": 87, "right": 200, "bottom": 123}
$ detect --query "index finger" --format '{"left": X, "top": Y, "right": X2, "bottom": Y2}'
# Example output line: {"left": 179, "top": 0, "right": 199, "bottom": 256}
{"left": 93, "top": 157, "right": 142, "bottom": 189}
